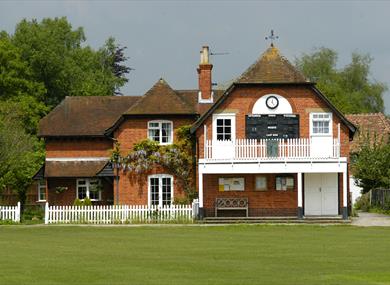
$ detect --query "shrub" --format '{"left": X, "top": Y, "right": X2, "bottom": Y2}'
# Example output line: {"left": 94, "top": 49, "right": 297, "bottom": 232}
{"left": 22, "top": 205, "right": 44, "bottom": 220}
{"left": 354, "top": 193, "right": 371, "bottom": 212}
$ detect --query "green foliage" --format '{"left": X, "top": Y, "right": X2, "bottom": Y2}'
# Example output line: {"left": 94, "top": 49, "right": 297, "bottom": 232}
{"left": 354, "top": 193, "right": 371, "bottom": 212}
{"left": 22, "top": 206, "right": 44, "bottom": 221}
{"left": 296, "top": 47, "right": 386, "bottom": 114}
{"left": 7, "top": 17, "right": 130, "bottom": 107}
{"left": 73, "top": 197, "right": 93, "bottom": 206}
{"left": 0, "top": 111, "right": 44, "bottom": 205}
{"left": 352, "top": 137, "right": 390, "bottom": 193}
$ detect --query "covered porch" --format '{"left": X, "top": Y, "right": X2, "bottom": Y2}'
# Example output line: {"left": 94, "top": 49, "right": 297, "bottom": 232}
{"left": 198, "top": 159, "right": 349, "bottom": 220}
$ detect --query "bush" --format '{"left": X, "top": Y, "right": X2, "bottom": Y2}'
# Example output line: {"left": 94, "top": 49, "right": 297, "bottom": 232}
{"left": 354, "top": 193, "right": 371, "bottom": 212}
{"left": 73, "top": 197, "right": 92, "bottom": 206}
{"left": 22, "top": 205, "right": 44, "bottom": 221}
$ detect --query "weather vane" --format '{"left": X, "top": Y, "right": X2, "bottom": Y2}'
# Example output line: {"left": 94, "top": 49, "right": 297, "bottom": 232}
{"left": 265, "top": 30, "right": 279, "bottom": 46}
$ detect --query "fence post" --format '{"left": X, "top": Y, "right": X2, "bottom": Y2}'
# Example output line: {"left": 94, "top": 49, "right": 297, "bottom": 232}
{"left": 192, "top": 199, "right": 199, "bottom": 220}
{"left": 16, "top": 202, "right": 21, "bottom": 222}
{"left": 44, "top": 202, "right": 49, "bottom": 224}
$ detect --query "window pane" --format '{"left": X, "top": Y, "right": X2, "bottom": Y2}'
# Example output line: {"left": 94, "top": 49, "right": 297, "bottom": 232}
{"left": 162, "top": 177, "right": 172, "bottom": 206}
{"left": 149, "top": 129, "right": 160, "bottom": 142}
{"left": 217, "top": 134, "right": 224, "bottom": 140}
{"left": 150, "top": 178, "right": 159, "bottom": 206}
{"left": 216, "top": 119, "right": 223, "bottom": 126}
{"left": 78, "top": 187, "right": 87, "bottom": 199}
{"left": 224, "top": 119, "right": 231, "bottom": 126}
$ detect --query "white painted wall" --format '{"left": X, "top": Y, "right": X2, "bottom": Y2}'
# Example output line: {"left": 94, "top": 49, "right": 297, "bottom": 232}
{"left": 350, "top": 176, "right": 363, "bottom": 205}
{"left": 252, "top": 94, "right": 293, "bottom": 114}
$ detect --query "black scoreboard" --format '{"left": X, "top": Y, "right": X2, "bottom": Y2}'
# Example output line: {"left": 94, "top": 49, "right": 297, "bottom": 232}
{"left": 246, "top": 114, "right": 299, "bottom": 139}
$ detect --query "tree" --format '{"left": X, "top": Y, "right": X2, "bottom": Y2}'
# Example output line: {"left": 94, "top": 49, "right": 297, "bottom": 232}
{"left": 352, "top": 136, "right": 390, "bottom": 193}
{"left": 0, "top": 111, "right": 44, "bottom": 206}
{"left": 295, "top": 47, "right": 386, "bottom": 114}
{"left": 0, "top": 36, "right": 48, "bottom": 134}
{"left": 9, "top": 17, "right": 131, "bottom": 107}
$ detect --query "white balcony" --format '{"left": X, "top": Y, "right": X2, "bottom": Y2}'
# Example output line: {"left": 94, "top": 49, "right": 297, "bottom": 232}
{"left": 203, "top": 138, "right": 341, "bottom": 161}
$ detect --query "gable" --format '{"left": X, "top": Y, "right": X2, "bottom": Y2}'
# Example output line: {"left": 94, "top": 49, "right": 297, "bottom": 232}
{"left": 190, "top": 83, "right": 356, "bottom": 138}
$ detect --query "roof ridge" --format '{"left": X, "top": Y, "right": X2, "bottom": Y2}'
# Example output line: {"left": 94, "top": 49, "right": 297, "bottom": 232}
{"left": 236, "top": 45, "right": 309, "bottom": 84}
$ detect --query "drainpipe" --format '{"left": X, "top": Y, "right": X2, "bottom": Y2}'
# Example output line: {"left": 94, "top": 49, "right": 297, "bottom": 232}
{"left": 115, "top": 164, "right": 120, "bottom": 205}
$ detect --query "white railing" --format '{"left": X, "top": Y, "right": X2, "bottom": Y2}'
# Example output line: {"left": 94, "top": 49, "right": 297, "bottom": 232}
{"left": 44, "top": 201, "right": 199, "bottom": 224}
{"left": 0, "top": 202, "right": 21, "bottom": 222}
{"left": 204, "top": 138, "right": 340, "bottom": 160}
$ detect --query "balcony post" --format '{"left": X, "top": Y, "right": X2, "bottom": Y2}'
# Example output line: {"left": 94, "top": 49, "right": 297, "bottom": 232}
{"left": 198, "top": 166, "right": 204, "bottom": 219}
{"left": 297, "top": 172, "right": 303, "bottom": 219}
{"left": 342, "top": 164, "right": 348, "bottom": 220}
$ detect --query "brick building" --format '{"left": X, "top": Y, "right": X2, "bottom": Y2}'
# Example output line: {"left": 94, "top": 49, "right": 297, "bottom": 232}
{"left": 34, "top": 44, "right": 356, "bottom": 219}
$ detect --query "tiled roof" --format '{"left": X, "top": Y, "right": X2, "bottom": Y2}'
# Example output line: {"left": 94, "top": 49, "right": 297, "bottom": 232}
{"left": 39, "top": 96, "right": 140, "bottom": 137}
{"left": 125, "top": 78, "right": 196, "bottom": 115}
{"left": 44, "top": 160, "right": 108, "bottom": 177}
{"left": 236, "top": 45, "right": 309, "bottom": 84}
{"left": 346, "top": 113, "right": 390, "bottom": 152}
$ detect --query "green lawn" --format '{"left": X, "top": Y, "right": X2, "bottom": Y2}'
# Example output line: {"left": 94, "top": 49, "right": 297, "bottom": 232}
{"left": 0, "top": 225, "right": 389, "bottom": 285}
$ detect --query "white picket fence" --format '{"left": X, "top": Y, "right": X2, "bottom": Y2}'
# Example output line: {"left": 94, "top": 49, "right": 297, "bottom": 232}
{"left": 0, "top": 202, "right": 21, "bottom": 222}
{"left": 45, "top": 201, "right": 199, "bottom": 224}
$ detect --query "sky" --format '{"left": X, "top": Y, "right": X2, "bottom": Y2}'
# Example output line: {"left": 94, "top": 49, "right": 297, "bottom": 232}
{"left": 1, "top": 0, "right": 389, "bottom": 114}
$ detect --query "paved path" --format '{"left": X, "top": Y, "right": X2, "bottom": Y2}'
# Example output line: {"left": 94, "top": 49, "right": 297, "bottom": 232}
{"left": 352, "top": 211, "right": 390, "bottom": 227}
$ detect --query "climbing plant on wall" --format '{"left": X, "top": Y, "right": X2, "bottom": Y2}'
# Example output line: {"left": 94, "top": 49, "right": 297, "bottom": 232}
{"left": 110, "top": 125, "right": 197, "bottom": 202}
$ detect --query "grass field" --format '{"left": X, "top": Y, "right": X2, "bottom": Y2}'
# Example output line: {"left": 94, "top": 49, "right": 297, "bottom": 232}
{"left": 0, "top": 225, "right": 390, "bottom": 285}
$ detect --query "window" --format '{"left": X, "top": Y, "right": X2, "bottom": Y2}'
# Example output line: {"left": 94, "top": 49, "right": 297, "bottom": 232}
{"left": 148, "top": 175, "right": 173, "bottom": 207}
{"left": 275, "top": 176, "right": 295, "bottom": 191}
{"left": 37, "top": 180, "right": 46, "bottom": 202}
{"left": 148, "top": 120, "right": 173, "bottom": 144}
{"left": 216, "top": 118, "right": 231, "bottom": 140}
{"left": 76, "top": 179, "right": 102, "bottom": 201}
{"left": 311, "top": 113, "right": 332, "bottom": 135}
{"left": 213, "top": 114, "right": 236, "bottom": 141}
{"left": 255, "top": 176, "right": 267, "bottom": 191}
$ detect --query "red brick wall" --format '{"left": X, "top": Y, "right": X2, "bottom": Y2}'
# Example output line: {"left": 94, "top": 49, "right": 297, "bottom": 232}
{"left": 198, "top": 64, "right": 213, "bottom": 100}
{"left": 203, "top": 173, "right": 298, "bottom": 217}
{"left": 196, "top": 85, "right": 350, "bottom": 159}
{"left": 113, "top": 116, "right": 194, "bottom": 204}
{"left": 46, "top": 138, "right": 113, "bottom": 158}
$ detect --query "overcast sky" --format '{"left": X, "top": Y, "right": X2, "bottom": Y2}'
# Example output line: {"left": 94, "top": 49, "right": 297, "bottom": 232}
{"left": 1, "top": 0, "right": 389, "bottom": 114}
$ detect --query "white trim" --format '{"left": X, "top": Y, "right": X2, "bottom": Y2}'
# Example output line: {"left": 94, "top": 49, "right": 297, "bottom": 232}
{"left": 343, "top": 163, "right": 348, "bottom": 207}
{"left": 310, "top": 112, "right": 333, "bottom": 137}
{"left": 147, "top": 174, "right": 174, "bottom": 207}
{"left": 212, "top": 113, "right": 236, "bottom": 141}
{"left": 297, "top": 173, "right": 302, "bottom": 207}
{"left": 37, "top": 180, "right": 47, "bottom": 202}
{"left": 148, "top": 120, "right": 173, "bottom": 145}
{"left": 76, "top": 178, "right": 102, "bottom": 201}
{"left": 198, "top": 159, "right": 348, "bottom": 174}
{"left": 46, "top": 157, "right": 108, "bottom": 162}
{"left": 198, "top": 91, "right": 214, "bottom": 103}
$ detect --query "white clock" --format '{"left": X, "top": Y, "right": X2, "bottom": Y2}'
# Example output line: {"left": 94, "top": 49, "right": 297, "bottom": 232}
{"left": 266, "top": 96, "right": 279, "bottom": 109}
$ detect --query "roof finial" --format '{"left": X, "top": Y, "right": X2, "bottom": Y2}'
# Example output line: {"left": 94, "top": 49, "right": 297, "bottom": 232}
{"left": 265, "top": 29, "right": 279, "bottom": 47}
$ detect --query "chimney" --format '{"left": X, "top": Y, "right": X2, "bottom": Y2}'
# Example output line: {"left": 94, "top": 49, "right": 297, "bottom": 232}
{"left": 197, "top": 46, "right": 213, "bottom": 103}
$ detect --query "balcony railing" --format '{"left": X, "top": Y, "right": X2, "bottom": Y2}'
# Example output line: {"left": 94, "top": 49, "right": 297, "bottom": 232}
{"left": 204, "top": 138, "right": 340, "bottom": 161}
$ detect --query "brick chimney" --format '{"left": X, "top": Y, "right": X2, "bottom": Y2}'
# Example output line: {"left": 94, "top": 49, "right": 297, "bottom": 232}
{"left": 197, "top": 46, "right": 213, "bottom": 103}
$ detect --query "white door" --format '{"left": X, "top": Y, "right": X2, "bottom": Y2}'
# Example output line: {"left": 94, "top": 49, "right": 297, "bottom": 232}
{"left": 212, "top": 114, "right": 236, "bottom": 159}
{"left": 304, "top": 173, "right": 338, "bottom": 216}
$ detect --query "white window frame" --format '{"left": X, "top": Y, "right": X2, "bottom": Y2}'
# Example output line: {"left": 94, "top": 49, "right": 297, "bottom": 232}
{"left": 148, "top": 120, "right": 173, "bottom": 145}
{"left": 212, "top": 113, "right": 236, "bottom": 141}
{"left": 310, "top": 112, "right": 333, "bottom": 137}
{"left": 76, "top": 179, "right": 102, "bottom": 201}
{"left": 148, "top": 174, "right": 174, "bottom": 207}
{"left": 37, "top": 180, "right": 47, "bottom": 202}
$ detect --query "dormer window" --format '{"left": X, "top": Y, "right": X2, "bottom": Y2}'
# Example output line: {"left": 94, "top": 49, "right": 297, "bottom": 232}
{"left": 148, "top": 120, "right": 173, "bottom": 144}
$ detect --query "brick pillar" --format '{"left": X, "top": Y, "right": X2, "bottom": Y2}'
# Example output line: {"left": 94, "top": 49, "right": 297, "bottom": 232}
{"left": 197, "top": 46, "right": 213, "bottom": 103}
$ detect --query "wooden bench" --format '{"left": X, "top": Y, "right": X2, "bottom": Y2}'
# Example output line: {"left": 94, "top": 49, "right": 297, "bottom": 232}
{"left": 215, "top": 198, "right": 249, "bottom": 217}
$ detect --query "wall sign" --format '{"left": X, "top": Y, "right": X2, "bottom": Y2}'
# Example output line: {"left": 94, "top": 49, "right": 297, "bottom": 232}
{"left": 246, "top": 114, "right": 299, "bottom": 139}
{"left": 218, "top": 178, "right": 245, "bottom": 191}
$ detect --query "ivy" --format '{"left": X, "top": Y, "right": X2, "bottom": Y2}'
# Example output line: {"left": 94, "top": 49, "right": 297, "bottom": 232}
{"left": 110, "top": 125, "right": 197, "bottom": 201}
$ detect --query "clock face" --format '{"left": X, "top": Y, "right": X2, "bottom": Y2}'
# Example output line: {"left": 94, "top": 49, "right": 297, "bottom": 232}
{"left": 266, "top": 96, "right": 279, "bottom": 109}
